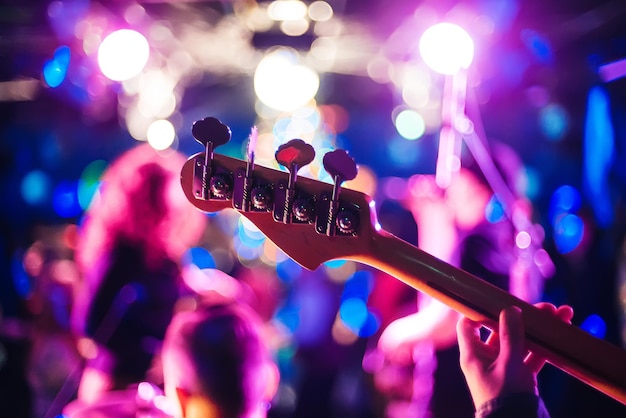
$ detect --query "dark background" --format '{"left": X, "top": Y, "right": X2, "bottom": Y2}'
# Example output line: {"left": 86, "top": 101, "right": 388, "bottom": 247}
{"left": 1, "top": 0, "right": 626, "bottom": 417}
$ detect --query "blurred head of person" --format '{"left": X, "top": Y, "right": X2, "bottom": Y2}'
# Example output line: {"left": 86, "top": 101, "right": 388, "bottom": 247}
{"left": 162, "top": 303, "right": 279, "bottom": 418}
{"left": 448, "top": 141, "right": 528, "bottom": 231}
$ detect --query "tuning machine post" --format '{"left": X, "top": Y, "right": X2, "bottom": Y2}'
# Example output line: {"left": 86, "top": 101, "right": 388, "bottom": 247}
{"left": 191, "top": 117, "right": 232, "bottom": 201}
{"left": 273, "top": 139, "right": 316, "bottom": 224}
{"left": 233, "top": 126, "right": 275, "bottom": 212}
{"left": 316, "top": 149, "right": 360, "bottom": 236}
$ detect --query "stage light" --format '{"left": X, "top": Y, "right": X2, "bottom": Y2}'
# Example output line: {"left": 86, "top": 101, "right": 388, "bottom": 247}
{"left": 419, "top": 23, "right": 474, "bottom": 75}
{"left": 98, "top": 29, "right": 149, "bottom": 81}
{"left": 254, "top": 48, "right": 320, "bottom": 111}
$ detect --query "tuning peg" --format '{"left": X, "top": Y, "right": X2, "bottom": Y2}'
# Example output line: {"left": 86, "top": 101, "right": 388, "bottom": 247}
{"left": 192, "top": 117, "right": 232, "bottom": 148}
{"left": 191, "top": 117, "right": 232, "bottom": 200}
{"left": 234, "top": 126, "right": 272, "bottom": 212}
{"left": 237, "top": 126, "right": 258, "bottom": 212}
{"left": 323, "top": 149, "right": 357, "bottom": 185}
{"left": 275, "top": 139, "right": 315, "bottom": 172}
{"left": 274, "top": 139, "right": 316, "bottom": 224}
{"left": 321, "top": 149, "right": 358, "bottom": 236}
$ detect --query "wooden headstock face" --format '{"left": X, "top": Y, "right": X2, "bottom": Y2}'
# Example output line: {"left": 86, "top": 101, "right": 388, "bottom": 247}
{"left": 180, "top": 152, "right": 380, "bottom": 270}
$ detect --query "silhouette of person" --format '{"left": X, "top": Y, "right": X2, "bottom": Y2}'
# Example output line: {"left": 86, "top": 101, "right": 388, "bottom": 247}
{"left": 374, "top": 142, "right": 548, "bottom": 417}
{"left": 70, "top": 144, "right": 206, "bottom": 403}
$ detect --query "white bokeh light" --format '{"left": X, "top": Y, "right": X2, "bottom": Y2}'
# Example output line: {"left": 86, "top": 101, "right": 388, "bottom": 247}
{"left": 419, "top": 23, "right": 474, "bottom": 75}
{"left": 254, "top": 49, "right": 320, "bottom": 112}
{"left": 395, "top": 109, "right": 426, "bottom": 140}
{"left": 147, "top": 119, "right": 175, "bottom": 150}
{"left": 268, "top": 0, "right": 308, "bottom": 21}
{"left": 98, "top": 29, "right": 150, "bottom": 81}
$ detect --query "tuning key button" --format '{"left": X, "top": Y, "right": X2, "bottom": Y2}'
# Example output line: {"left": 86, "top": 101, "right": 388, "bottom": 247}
{"left": 322, "top": 149, "right": 358, "bottom": 184}
{"left": 191, "top": 117, "right": 232, "bottom": 200}
{"left": 192, "top": 117, "right": 232, "bottom": 148}
{"left": 275, "top": 139, "right": 315, "bottom": 171}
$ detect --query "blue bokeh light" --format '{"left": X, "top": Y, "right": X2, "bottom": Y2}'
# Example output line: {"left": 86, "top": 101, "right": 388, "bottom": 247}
{"left": 357, "top": 311, "right": 381, "bottom": 338}
{"left": 538, "top": 103, "right": 568, "bottom": 141}
{"left": 52, "top": 180, "right": 82, "bottom": 218}
{"left": 341, "top": 270, "right": 374, "bottom": 302}
{"left": 339, "top": 297, "right": 368, "bottom": 330}
{"left": 11, "top": 253, "right": 31, "bottom": 298}
{"left": 276, "top": 258, "right": 303, "bottom": 283}
{"left": 521, "top": 29, "right": 553, "bottom": 63}
{"left": 584, "top": 86, "right": 615, "bottom": 228}
{"left": 237, "top": 222, "right": 266, "bottom": 248}
{"left": 553, "top": 213, "right": 584, "bottom": 254}
{"left": 186, "top": 246, "right": 216, "bottom": 269}
{"left": 549, "top": 185, "right": 581, "bottom": 226}
{"left": 324, "top": 259, "right": 347, "bottom": 269}
{"left": 21, "top": 170, "right": 50, "bottom": 205}
{"left": 387, "top": 136, "right": 421, "bottom": 168}
{"left": 275, "top": 302, "right": 300, "bottom": 333}
{"left": 485, "top": 195, "right": 505, "bottom": 223}
{"left": 43, "top": 46, "right": 71, "bottom": 88}
{"left": 580, "top": 314, "right": 606, "bottom": 339}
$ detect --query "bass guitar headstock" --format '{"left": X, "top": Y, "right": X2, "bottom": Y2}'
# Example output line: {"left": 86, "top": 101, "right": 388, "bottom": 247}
{"left": 180, "top": 116, "right": 380, "bottom": 270}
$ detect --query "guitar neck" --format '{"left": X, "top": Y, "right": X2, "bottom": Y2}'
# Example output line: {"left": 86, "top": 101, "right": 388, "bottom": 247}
{"left": 179, "top": 147, "right": 626, "bottom": 405}
{"left": 350, "top": 229, "right": 626, "bottom": 405}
